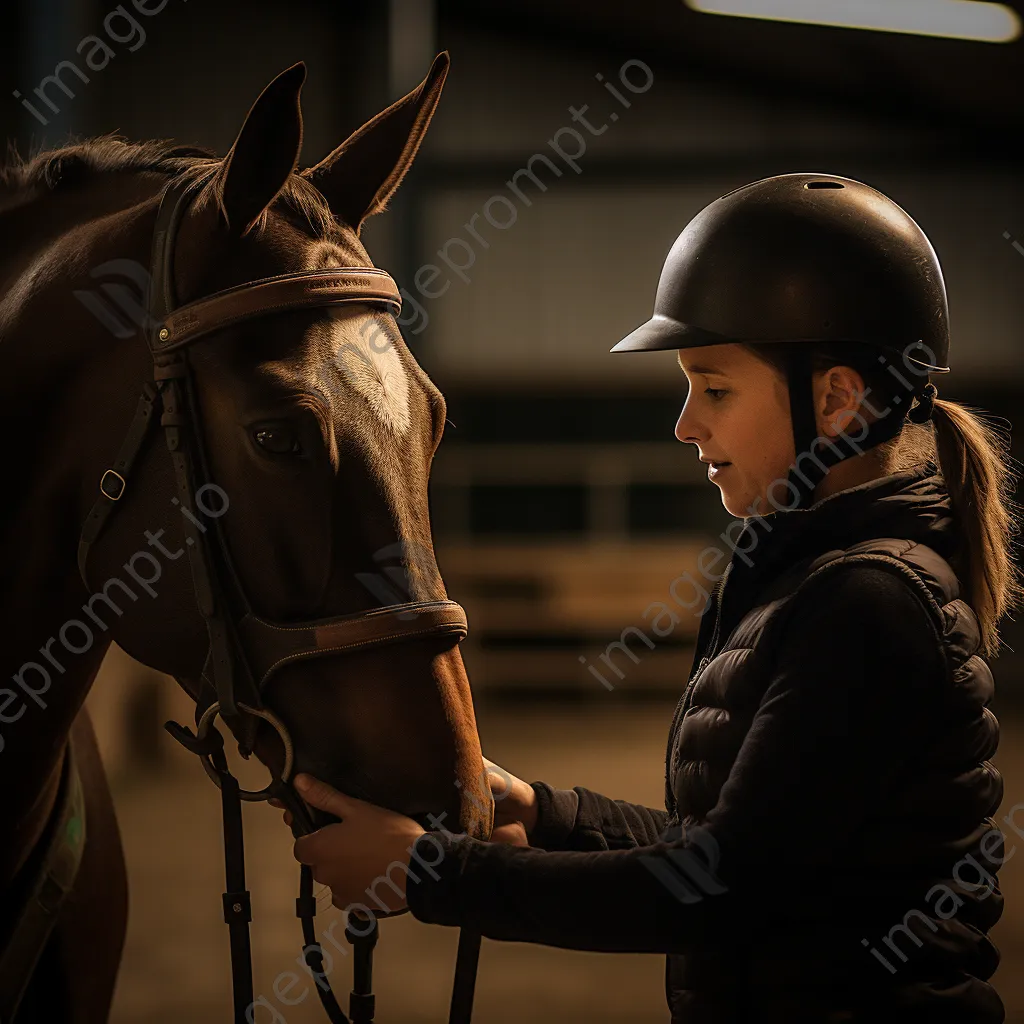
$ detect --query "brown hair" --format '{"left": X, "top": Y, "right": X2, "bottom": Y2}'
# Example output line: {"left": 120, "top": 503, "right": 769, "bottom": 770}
{"left": 749, "top": 341, "right": 1024, "bottom": 658}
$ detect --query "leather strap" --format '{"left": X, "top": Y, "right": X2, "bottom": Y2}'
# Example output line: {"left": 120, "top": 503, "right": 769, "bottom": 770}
{"left": 160, "top": 371, "right": 259, "bottom": 722}
{"left": 148, "top": 166, "right": 218, "bottom": 330}
{"left": 237, "top": 600, "right": 469, "bottom": 687}
{"left": 77, "top": 382, "right": 162, "bottom": 586}
{"left": 210, "top": 743, "right": 255, "bottom": 1024}
{"left": 0, "top": 742, "right": 85, "bottom": 1024}
{"left": 154, "top": 269, "right": 402, "bottom": 353}
{"left": 345, "top": 913, "right": 378, "bottom": 1024}
{"left": 298, "top": 866, "right": 352, "bottom": 1024}
{"left": 448, "top": 931, "right": 481, "bottom": 1024}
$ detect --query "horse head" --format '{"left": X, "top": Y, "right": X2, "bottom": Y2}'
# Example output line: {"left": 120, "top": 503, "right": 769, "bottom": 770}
{"left": 76, "top": 54, "right": 492, "bottom": 843}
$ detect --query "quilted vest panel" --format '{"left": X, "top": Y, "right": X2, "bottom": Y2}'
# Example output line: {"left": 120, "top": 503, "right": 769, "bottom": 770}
{"left": 663, "top": 536, "right": 1003, "bottom": 1021}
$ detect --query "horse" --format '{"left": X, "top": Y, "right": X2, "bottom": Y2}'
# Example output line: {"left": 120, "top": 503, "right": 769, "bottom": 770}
{"left": 0, "top": 51, "right": 492, "bottom": 1023}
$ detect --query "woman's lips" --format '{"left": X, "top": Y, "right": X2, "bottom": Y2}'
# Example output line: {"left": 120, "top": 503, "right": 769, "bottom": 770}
{"left": 708, "top": 462, "right": 731, "bottom": 478}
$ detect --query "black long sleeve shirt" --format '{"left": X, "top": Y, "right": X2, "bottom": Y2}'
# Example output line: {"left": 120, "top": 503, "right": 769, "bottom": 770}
{"left": 405, "top": 564, "right": 955, "bottom": 954}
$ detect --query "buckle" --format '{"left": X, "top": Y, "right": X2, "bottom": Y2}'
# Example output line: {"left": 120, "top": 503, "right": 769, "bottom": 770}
{"left": 99, "top": 469, "right": 126, "bottom": 501}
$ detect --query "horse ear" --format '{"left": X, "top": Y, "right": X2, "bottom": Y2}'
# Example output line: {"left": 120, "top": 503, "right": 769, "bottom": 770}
{"left": 301, "top": 52, "right": 449, "bottom": 234}
{"left": 217, "top": 62, "right": 306, "bottom": 235}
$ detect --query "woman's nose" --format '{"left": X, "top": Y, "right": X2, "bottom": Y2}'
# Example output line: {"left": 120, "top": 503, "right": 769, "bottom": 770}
{"left": 674, "top": 403, "right": 701, "bottom": 444}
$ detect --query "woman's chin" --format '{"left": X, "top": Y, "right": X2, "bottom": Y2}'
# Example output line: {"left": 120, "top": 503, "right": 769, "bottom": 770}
{"left": 722, "top": 498, "right": 745, "bottom": 519}
{"left": 717, "top": 485, "right": 755, "bottom": 520}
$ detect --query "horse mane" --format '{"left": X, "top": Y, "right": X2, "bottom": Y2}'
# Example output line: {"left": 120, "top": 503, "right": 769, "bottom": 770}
{"left": 0, "top": 134, "right": 338, "bottom": 236}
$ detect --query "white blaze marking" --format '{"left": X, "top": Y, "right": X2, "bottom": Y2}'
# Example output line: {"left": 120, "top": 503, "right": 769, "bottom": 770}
{"left": 330, "top": 313, "right": 411, "bottom": 436}
{"left": 308, "top": 243, "right": 411, "bottom": 436}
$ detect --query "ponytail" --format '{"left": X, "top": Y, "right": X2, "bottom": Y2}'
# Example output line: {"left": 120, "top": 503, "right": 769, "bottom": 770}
{"left": 749, "top": 341, "right": 1024, "bottom": 656}
{"left": 930, "top": 399, "right": 1024, "bottom": 658}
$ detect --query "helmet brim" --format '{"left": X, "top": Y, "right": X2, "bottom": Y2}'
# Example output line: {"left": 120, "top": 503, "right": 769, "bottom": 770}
{"left": 613, "top": 316, "right": 953, "bottom": 373}
{"left": 611, "top": 314, "right": 733, "bottom": 353}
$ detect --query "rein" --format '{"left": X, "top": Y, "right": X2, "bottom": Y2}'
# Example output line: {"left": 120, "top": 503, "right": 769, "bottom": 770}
{"left": 77, "top": 167, "right": 482, "bottom": 1024}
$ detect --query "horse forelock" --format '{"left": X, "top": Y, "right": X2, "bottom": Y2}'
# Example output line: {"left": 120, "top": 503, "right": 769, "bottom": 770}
{"left": 0, "top": 135, "right": 339, "bottom": 242}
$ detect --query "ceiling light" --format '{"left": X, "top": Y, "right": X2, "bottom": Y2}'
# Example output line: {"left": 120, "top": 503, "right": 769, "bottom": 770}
{"left": 684, "top": 0, "right": 1021, "bottom": 43}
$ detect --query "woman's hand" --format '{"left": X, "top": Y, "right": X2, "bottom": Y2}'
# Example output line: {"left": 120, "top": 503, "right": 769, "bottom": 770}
{"left": 483, "top": 756, "right": 538, "bottom": 845}
{"left": 288, "top": 774, "right": 425, "bottom": 914}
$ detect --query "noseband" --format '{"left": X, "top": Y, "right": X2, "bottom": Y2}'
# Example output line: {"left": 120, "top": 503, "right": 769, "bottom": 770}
{"left": 77, "top": 167, "right": 481, "bottom": 1024}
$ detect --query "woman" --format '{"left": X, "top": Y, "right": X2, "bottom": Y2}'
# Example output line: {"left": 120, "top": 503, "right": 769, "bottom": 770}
{"left": 287, "top": 173, "right": 1022, "bottom": 1022}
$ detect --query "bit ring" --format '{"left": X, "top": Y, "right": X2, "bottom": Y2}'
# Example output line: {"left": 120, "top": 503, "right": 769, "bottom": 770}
{"left": 195, "top": 701, "right": 295, "bottom": 802}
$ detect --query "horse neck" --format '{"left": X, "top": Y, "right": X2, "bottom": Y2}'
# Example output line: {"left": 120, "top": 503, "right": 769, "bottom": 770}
{"left": 0, "top": 172, "right": 165, "bottom": 873}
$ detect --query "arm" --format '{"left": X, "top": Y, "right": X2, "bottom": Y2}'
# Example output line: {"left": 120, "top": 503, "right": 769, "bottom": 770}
{"left": 528, "top": 780, "right": 670, "bottom": 851}
{"left": 483, "top": 756, "right": 669, "bottom": 851}
{"left": 407, "top": 563, "right": 945, "bottom": 953}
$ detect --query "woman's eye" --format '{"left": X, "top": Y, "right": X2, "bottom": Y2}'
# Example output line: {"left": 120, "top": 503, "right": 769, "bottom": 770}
{"left": 704, "top": 388, "right": 727, "bottom": 399}
{"left": 252, "top": 425, "right": 302, "bottom": 455}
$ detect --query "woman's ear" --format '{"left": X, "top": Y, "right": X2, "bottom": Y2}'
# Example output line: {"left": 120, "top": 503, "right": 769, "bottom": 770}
{"left": 817, "top": 365, "right": 870, "bottom": 438}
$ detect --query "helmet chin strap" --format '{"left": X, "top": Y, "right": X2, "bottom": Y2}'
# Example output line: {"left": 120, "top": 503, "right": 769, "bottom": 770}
{"left": 780, "top": 348, "right": 920, "bottom": 512}
{"left": 784, "top": 348, "right": 823, "bottom": 511}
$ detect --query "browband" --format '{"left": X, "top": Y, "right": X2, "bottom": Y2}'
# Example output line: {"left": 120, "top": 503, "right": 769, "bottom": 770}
{"left": 154, "top": 268, "right": 403, "bottom": 353}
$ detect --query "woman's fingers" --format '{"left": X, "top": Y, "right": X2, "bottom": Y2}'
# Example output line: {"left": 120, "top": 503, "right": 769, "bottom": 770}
{"left": 293, "top": 773, "right": 353, "bottom": 818}
{"left": 481, "top": 761, "right": 539, "bottom": 837}
{"left": 293, "top": 824, "right": 339, "bottom": 866}
{"left": 483, "top": 760, "right": 514, "bottom": 798}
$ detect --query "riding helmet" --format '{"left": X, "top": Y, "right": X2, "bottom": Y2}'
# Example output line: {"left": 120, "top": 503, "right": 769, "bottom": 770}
{"left": 613, "top": 172, "right": 951, "bottom": 510}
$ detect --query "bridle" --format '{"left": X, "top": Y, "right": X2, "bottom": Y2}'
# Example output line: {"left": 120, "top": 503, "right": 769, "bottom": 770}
{"left": 77, "top": 166, "right": 482, "bottom": 1024}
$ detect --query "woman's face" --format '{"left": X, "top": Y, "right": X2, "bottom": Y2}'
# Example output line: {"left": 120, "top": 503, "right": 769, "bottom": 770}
{"left": 674, "top": 344, "right": 795, "bottom": 519}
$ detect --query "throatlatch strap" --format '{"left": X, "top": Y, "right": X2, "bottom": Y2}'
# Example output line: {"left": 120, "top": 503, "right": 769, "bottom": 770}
{"left": 77, "top": 382, "right": 161, "bottom": 586}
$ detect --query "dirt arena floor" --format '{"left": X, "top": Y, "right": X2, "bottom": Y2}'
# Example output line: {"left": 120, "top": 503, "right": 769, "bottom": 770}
{"left": 102, "top": 691, "right": 1024, "bottom": 1024}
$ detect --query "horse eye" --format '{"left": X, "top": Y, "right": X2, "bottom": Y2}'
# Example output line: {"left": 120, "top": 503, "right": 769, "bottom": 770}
{"left": 252, "top": 425, "right": 301, "bottom": 456}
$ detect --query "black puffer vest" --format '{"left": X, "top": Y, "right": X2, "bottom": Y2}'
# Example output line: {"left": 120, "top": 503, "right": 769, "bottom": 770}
{"left": 663, "top": 463, "right": 1004, "bottom": 1023}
